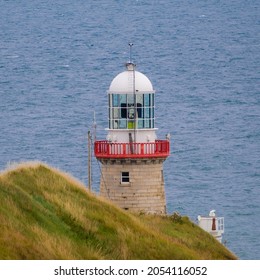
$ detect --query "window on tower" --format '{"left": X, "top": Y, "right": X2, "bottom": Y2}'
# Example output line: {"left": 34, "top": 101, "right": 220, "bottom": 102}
{"left": 121, "top": 171, "right": 130, "bottom": 183}
{"left": 109, "top": 93, "right": 155, "bottom": 129}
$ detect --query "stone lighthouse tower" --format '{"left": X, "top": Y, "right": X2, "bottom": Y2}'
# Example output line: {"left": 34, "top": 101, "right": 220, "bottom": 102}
{"left": 94, "top": 54, "right": 170, "bottom": 214}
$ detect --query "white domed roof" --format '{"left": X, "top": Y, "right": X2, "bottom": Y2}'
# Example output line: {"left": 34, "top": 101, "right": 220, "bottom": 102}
{"left": 109, "top": 66, "right": 154, "bottom": 93}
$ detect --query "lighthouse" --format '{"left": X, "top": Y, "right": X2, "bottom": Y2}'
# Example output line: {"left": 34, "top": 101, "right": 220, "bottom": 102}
{"left": 94, "top": 52, "right": 170, "bottom": 214}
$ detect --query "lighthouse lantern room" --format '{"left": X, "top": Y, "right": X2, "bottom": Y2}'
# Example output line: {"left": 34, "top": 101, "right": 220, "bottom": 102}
{"left": 94, "top": 50, "right": 170, "bottom": 214}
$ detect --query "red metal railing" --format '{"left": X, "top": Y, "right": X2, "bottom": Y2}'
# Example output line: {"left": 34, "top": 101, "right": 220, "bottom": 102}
{"left": 94, "top": 140, "right": 170, "bottom": 159}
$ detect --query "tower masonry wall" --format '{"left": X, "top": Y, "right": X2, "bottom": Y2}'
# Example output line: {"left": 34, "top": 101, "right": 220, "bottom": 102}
{"left": 99, "top": 159, "right": 166, "bottom": 214}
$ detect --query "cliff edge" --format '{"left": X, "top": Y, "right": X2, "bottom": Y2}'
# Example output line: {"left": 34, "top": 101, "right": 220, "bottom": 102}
{"left": 0, "top": 162, "right": 236, "bottom": 260}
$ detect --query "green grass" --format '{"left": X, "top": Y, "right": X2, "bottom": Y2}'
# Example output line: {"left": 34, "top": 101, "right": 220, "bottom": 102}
{"left": 0, "top": 162, "right": 237, "bottom": 260}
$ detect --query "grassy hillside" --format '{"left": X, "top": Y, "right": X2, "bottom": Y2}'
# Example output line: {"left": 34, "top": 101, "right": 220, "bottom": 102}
{"left": 0, "top": 162, "right": 236, "bottom": 260}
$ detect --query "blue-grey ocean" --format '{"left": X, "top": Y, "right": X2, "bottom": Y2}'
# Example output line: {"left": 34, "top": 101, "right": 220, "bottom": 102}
{"left": 0, "top": 0, "right": 259, "bottom": 260}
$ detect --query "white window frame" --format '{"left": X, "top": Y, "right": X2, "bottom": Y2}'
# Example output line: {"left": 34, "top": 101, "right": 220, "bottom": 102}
{"left": 121, "top": 171, "right": 130, "bottom": 184}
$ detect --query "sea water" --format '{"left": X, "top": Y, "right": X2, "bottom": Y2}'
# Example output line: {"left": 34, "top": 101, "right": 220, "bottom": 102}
{"left": 0, "top": 0, "right": 259, "bottom": 260}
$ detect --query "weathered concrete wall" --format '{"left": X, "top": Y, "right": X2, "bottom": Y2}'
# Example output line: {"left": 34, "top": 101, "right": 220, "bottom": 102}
{"left": 99, "top": 159, "right": 166, "bottom": 214}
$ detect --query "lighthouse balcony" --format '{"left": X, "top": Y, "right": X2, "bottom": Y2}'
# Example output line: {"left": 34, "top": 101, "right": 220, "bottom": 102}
{"left": 94, "top": 140, "right": 170, "bottom": 159}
